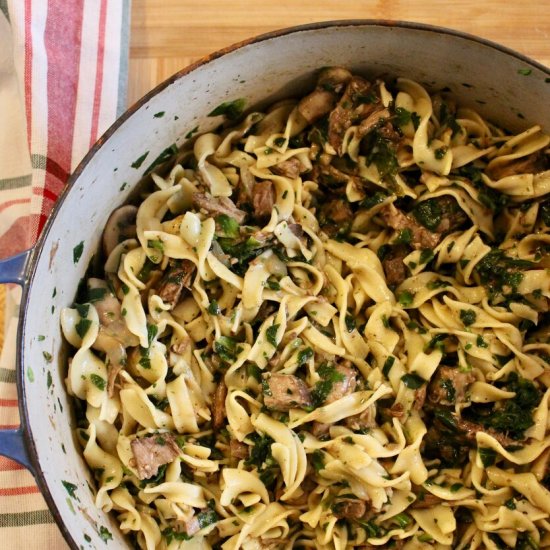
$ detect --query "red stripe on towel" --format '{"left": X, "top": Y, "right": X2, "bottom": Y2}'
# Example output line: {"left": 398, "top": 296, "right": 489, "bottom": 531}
{"left": 41, "top": 0, "right": 85, "bottom": 231}
{"left": 89, "top": 0, "right": 108, "bottom": 147}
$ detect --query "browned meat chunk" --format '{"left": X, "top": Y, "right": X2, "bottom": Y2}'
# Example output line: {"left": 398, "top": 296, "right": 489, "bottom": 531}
{"left": 413, "top": 385, "right": 427, "bottom": 411}
{"left": 382, "top": 244, "right": 410, "bottom": 286}
{"left": 428, "top": 366, "right": 475, "bottom": 406}
{"left": 230, "top": 439, "right": 249, "bottom": 460}
{"left": 252, "top": 180, "right": 275, "bottom": 221}
{"left": 332, "top": 498, "right": 368, "bottom": 519}
{"left": 193, "top": 192, "right": 247, "bottom": 224}
{"left": 311, "top": 421, "right": 330, "bottom": 439}
{"left": 271, "top": 157, "right": 303, "bottom": 179}
{"left": 345, "top": 405, "right": 377, "bottom": 431}
{"left": 263, "top": 374, "right": 312, "bottom": 411}
{"left": 389, "top": 403, "right": 405, "bottom": 417}
{"left": 379, "top": 203, "right": 441, "bottom": 250}
{"left": 456, "top": 418, "right": 514, "bottom": 447}
{"left": 328, "top": 76, "right": 380, "bottom": 153}
{"left": 182, "top": 516, "right": 200, "bottom": 536}
{"left": 211, "top": 380, "right": 228, "bottom": 430}
{"left": 130, "top": 434, "right": 180, "bottom": 480}
{"left": 324, "top": 364, "right": 357, "bottom": 404}
{"left": 157, "top": 259, "right": 195, "bottom": 309}
{"left": 318, "top": 198, "right": 353, "bottom": 237}
{"left": 488, "top": 151, "right": 548, "bottom": 180}
{"left": 298, "top": 88, "right": 337, "bottom": 124}
{"left": 357, "top": 106, "right": 389, "bottom": 138}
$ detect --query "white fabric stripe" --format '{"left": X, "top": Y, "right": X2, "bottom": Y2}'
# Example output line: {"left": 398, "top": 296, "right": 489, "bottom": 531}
{"left": 97, "top": 0, "right": 123, "bottom": 141}
{"left": 0, "top": 470, "right": 36, "bottom": 490}
{"left": 70, "top": 0, "right": 100, "bottom": 172}
{"left": 28, "top": 0, "right": 48, "bottom": 242}
{"left": 0, "top": 491, "right": 50, "bottom": 514}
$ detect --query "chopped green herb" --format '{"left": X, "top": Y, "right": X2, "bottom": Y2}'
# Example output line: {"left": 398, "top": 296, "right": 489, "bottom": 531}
{"left": 393, "top": 107, "right": 421, "bottom": 130}
{"left": 208, "top": 98, "right": 246, "bottom": 120}
{"left": 419, "top": 248, "right": 434, "bottom": 264}
{"left": 207, "top": 300, "right": 221, "bottom": 316}
{"left": 345, "top": 314, "right": 356, "bottom": 332}
{"left": 391, "top": 513, "right": 412, "bottom": 528}
{"left": 37, "top": 335, "right": 45, "bottom": 341}
{"left": 197, "top": 507, "right": 219, "bottom": 529}
{"left": 131, "top": 151, "right": 149, "bottom": 169}
{"left": 518, "top": 68, "right": 532, "bottom": 76}
{"left": 90, "top": 374, "right": 106, "bottom": 391}
{"left": 185, "top": 126, "right": 199, "bottom": 139}
{"left": 427, "top": 279, "right": 451, "bottom": 290}
{"left": 247, "top": 364, "right": 262, "bottom": 383}
{"left": 310, "top": 363, "right": 345, "bottom": 407}
{"left": 216, "top": 214, "right": 240, "bottom": 238}
{"left": 479, "top": 447, "right": 497, "bottom": 467}
{"left": 273, "top": 137, "right": 286, "bottom": 147}
{"left": 412, "top": 199, "right": 441, "bottom": 231}
{"left": 382, "top": 356, "right": 395, "bottom": 378}
{"left": 434, "top": 146, "right": 447, "bottom": 160}
{"left": 27, "top": 367, "right": 34, "bottom": 382}
{"left": 47, "top": 371, "right": 53, "bottom": 389}
{"left": 398, "top": 290, "right": 414, "bottom": 307}
{"left": 450, "top": 483, "right": 463, "bottom": 493}
{"left": 214, "top": 336, "right": 238, "bottom": 363}
{"left": 266, "top": 279, "right": 281, "bottom": 291}
{"left": 476, "top": 335, "right": 488, "bottom": 348}
{"left": 311, "top": 449, "right": 325, "bottom": 472}
{"left": 266, "top": 324, "right": 280, "bottom": 347}
{"left": 504, "top": 498, "right": 516, "bottom": 510}
{"left": 297, "top": 347, "right": 313, "bottom": 367}
{"left": 153, "top": 111, "right": 165, "bottom": 118}
{"left": 460, "top": 309, "right": 477, "bottom": 326}
{"left": 87, "top": 287, "right": 107, "bottom": 302}
{"left": 43, "top": 351, "right": 53, "bottom": 363}
{"left": 147, "top": 239, "right": 165, "bottom": 253}
{"left": 98, "top": 526, "right": 113, "bottom": 543}
{"left": 73, "top": 241, "right": 84, "bottom": 264}
{"left": 62, "top": 480, "right": 78, "bottom": 499}
{"left": 75, "top": 318, "right": 92, "bottom": 339}
{"left": 395, "top": 227, "right": 412, "bottom": 244}
{"left": 401, "top": 373, "right": 426, "bottom": 389}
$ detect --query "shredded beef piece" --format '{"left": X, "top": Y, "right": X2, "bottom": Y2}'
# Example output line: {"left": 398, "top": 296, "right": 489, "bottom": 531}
{"left": 130, "top": 434, "right": 180, "bottom": 480}
{"left": 211, "top": 380, "right": 228, "bottom": 430}
{"left": 382, "top": 244, "right": 410, "bottom": 286}
{"left": 379, "top": 203, "right": 441, "bottom": 249}
{"left": 157, "top": 259, "right": 195, "bottom": 309}
{"left": 311, "top": 421, "right": 331, "bottom": 439}
{"left": 428, "top": 366, "right": 475, "bottom": 406}
{"left": 389, "top": 402, "right": 405, "bottom": 417}
{"left": 271, "top": 157, "right": 304, "bottom": 179}
{"left": 263, "top": 374, "right": 312, "bottom": 411}
{"left": 357, "top": 106, "right": 389, "bottom": 138}
{"left": 413, "top": 385, "right": 427, "bottom": 411}
{"left": 230, "top": 439, "right": 249, "bottom": 460}
{"left": 251, "top": 180, "right": 275, "bottom": 222}
{"left": 324, "top": 364, "right": 357, "bottom": 404}
{"left": 328, "top": 76, "right": 377, "bottom": 153}
{"left": 193, "top": 192, "right": 247, "bottom": 224}
{"left": 345, "top": 404, "right": 377, "bottom": 431}
{"left": 332, "top": 498, "right": 368, "bottom": 519}
{"left": 456, "top": 417, "right": 515, "bottom": 447}
{"left": 318, "top": 198, "right": 353, "bottom": 236}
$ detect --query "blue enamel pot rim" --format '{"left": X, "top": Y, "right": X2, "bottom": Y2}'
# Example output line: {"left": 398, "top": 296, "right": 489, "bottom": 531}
{"left": 2, "top": 19, "right": 549, "bottom": 549}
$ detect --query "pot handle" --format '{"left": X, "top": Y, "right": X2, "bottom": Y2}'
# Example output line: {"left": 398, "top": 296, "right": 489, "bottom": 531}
{"left": 0, "top": 249, "right": 35, "bottom": 474}
{"left": 0, "top": 249, "right": 31, "bottom": 284}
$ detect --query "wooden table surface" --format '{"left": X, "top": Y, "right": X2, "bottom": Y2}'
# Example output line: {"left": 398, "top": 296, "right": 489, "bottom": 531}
{"left": 128, "top": 0, "right": 550, "bottom": 106}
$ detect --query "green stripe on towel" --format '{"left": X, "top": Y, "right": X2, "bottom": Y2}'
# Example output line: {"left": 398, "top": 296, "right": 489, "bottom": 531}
{"left": 0, "top": 510, "right": 54, "bottom": 528}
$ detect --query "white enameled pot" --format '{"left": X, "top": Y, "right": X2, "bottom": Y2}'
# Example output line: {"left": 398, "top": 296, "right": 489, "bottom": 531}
{"left": 0, "top": 20, "right": 548, "bottom": 549}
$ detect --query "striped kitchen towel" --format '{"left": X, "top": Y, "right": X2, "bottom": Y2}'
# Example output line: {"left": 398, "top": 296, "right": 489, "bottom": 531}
{"left": 0, "top": 1, "right": 131, "bottom": 547}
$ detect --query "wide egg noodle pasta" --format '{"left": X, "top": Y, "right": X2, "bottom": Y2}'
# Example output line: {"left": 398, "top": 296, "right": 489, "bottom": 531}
{"left": 61, "top": 68, "right": 550, "bottom": 549}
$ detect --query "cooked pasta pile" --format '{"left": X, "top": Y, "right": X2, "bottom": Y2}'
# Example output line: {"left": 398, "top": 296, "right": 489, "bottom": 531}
{"left": 61, "top": 67, "right": 550, "bottom": 549}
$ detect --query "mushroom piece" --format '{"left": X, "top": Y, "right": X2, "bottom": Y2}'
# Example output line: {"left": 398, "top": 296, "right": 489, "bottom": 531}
{"left": 102, "top": 205, "right": 138, "bottom": 258}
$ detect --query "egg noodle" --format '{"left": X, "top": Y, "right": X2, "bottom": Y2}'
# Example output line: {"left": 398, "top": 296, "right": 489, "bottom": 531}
{"left": 61, "top": 68, "right": 550, "bottom": 549}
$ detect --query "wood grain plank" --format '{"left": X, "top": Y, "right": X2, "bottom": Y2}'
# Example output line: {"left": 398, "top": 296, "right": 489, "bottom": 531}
{"left": 128, "top": 0, "right": 550, "bottom": 104}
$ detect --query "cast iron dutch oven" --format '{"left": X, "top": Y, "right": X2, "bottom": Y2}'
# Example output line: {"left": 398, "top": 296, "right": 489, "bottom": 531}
{"left": 0, "top": 21, "right": 548, "bottom": 549}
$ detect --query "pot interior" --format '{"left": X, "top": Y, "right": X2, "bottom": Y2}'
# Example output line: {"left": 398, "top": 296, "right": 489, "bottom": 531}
{"left": 18, "top": 21, "right": 549, "bottom": 548}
